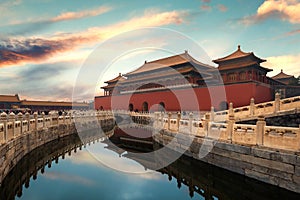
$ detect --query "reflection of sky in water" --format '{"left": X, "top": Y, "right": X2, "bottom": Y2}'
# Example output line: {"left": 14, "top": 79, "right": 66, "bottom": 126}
{"left": 85, "top": 142, "right": 148, "bottom": 173}
{"left": 16, "top": 143, "right": 204, "bottom": 200}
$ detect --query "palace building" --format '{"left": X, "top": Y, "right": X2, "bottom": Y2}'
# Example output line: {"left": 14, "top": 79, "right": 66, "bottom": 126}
{"left": 95, "top": 46, "right": 296, "bottom": 112}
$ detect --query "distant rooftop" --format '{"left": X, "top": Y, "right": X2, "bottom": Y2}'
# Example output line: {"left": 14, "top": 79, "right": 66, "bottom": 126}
{"left": 272, "top": 69, "right": 294, "bottom": 80}
{"left": 213, "top": 45, "right": 266, "bottom": 64}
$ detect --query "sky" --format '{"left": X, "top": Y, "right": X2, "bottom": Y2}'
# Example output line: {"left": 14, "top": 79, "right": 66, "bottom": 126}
{"left": 0, "top": 0, "right": 299, "bottom": 102}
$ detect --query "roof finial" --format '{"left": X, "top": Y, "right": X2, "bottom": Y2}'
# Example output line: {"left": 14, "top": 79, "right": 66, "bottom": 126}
{"left": 238, "top": 45, "right": 241, "bottom": 50}
{"left": 119, "top": 73, "right": 122, "bottom": 76}
{"left": 281, "top": 69, "right": 283, "bottom": 73}
{"left": 144, "top": 60, "right": 147, "bottom": 64}
{"left": 184, "top": 50, "right": 188, "bottom": 54}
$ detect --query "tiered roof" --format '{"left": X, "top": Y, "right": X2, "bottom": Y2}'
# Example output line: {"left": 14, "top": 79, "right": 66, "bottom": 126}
{"left": 125, "top": 51, "right": 215, "bottom": 76}
{"left": 102, "top": 73, "right": 125, "bottom": 90}
{"left": 213, "top": 45, "right": 271, "bottom": 72}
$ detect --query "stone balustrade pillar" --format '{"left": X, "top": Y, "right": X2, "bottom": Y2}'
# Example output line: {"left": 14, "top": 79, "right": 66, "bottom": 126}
{"left": 274, "top": 92, "right": 281, "bottom": 113}
{"left": 25, "top": 112, "right": 30, "bottom": 131}
{"left": 189, "top": 112, "right": 193, "bottom": 133}
{"left": 159, "top": 112, "right": 163, "bottom": 128}
{"left": 9, "top": 112, "right": 16, "bottom": 137}
{"left": 177, "top": 112, "right": 181, "bottom": 132}
{"left": 228, "top": 102, "right": 234, "bottom": 116}
{"left": 204, "top": 112, "right": 210, "bottom": 137}
{"left": 1, "top": 112, "right": 8, "bottom": 142}
{"left": 227, "top": 103, "right": 235, "bottom": 142}
{"left": 256, "top": 115, "right": 265, "bottom": 146}
{"left": 167, "top": 112, "right": 171, "bottom": 131}
{"left": 250, "top": 98, "right": 255, "bottom": 116}
{"left": 42, "top": 112, "right": 45, "bottom": 128}
{"left": 18, "top": 112, "right": 23, "bottom": 135}
{"left": 63, "top": 112, "right": 66, "bottom": 124}
{"left": 154, "top": 112, "right": 159, "bottom": 129}
{"left": 33, "top": 112, "right": 38, "bottom": 130}
{"left": 210, "top": 107, "right": 215, "bottom": 122}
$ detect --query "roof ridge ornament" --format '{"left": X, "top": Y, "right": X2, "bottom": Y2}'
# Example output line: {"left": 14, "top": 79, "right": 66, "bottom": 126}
{"left": 238, "top": 45, "right": 241, "bottom": 50}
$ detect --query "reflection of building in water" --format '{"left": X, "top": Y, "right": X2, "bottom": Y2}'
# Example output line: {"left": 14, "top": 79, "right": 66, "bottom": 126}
{"left": 95, "top": 46, "right": 300, "bottom": 111}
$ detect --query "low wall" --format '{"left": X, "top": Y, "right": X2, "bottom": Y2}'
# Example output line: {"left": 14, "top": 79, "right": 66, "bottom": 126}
{"left": 153, "top": 130, "right": 300, "bottom": 193}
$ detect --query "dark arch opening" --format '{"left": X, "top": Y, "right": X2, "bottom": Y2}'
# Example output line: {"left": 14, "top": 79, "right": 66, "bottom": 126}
{"left": 142, "top": 102, "right": 149, "bottom": 112}
{"left": 159, "top": 102, "right": 165, "bottom": 112}
{"left": 128, "top": 103, "right": 134, "bottom": 111}
{"left": 219, "top": 101, "right": 228, "bottom": 111}
{"left": 99, "top": 106, "right": 104, "bottom": 111}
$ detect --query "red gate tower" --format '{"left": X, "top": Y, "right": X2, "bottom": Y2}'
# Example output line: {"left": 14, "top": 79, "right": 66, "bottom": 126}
{"left": 95, "top": 46, "right": 284, "bottom": 111}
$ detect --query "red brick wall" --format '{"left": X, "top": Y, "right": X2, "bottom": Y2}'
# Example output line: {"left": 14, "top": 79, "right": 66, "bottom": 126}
{"left": 94, "top": 82, "right": 273, "bottom": 111}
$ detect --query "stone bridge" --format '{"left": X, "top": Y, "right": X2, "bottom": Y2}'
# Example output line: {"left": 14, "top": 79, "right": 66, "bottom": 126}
{"left": 0, "top": 111, "right": 115, "bottom": 185}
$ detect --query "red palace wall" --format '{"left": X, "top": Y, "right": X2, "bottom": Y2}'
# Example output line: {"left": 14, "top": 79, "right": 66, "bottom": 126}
{"left": 95, "top": 82, "right": 273, "bottom": 111}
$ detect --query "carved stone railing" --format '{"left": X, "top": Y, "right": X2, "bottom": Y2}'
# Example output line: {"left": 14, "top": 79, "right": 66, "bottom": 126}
{"left": 152, "top": 111, "right": 300, "bottom": 151}
{"left": 213, "top": 93, "right": 300, "bottom": 122}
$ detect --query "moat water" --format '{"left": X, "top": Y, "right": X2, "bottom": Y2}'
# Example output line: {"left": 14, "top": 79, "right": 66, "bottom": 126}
{"left": 1, "top": 128, "right": 300, "bottom": 200}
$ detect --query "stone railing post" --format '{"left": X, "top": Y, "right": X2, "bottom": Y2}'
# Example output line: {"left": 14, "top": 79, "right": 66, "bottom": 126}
{"left": 256, "top": 115, "right": 265, "bottom": 146}
{"left": 227, "top": 103, "right": 235, "bottom": 142}
{"left": 204, "top": 112, "right": 210, "bottom": 137}
{"left": 42, "top": 112, "right": 46, "bottom": 128}
{"left": 274, "top": 92, "right": 281, "bottom": 113}
{"left": 177, "top": 112, "right": 181, "bottom": 132}
{"left": 167, "top": 112, "right": 171, "bottom": 131}
{"left": 9, "top": 112, "right": 16, "bottom": 137}
{"left": 159, "top": 112, "right": 163, "bottom": 128}
{"left": 63, "top": 112, "right": 66, "bottom": 124}
{"left": 25, "top": 112, "right": 30, "bottom": 131}
{"left": 33, "top": 112, "right": 38, "bottom": 130}
{"left": 228, "top": 102, "right": 234, "bottom": 116}
{"left": 18, "top": 112, "right": 23, "bottom": 135}
{"left": 1, "top": 112, "right": 8, "bottom": 142}
{"left": 210, "top": 107, "right": 215, "bottom": 122}
{"left": 189, "top": 112, "right": 193, "bottom": 133}
{"left": 250, "top": 98, "right": 255, "bottom": 116}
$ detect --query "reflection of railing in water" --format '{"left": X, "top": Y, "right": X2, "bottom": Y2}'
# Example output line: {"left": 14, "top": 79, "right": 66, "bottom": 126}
{"left": 0, "top": 128, "right": 114, "bottom": 200}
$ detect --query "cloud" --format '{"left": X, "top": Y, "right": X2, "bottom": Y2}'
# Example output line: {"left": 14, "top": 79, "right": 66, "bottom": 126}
{"left": 51, "top": 6, "right": 112, "bottom": 22}
{"left": 264, "top": 53, "right": 300, "bottom": 77}
{"left": 285, "top": 28, "right": 300, "bottom": 36}
{"left": 240, "top": 0, "right": 300, "bottom": 25}
{"left": 200, "top": 5, "right": 212, "bottom": 11}
{"left": 0, "top": 6, "right": 112, "bottom": 36}
{"left": 0, "top": 37, "right": 91, "bottom": 67}
{"left": 43, "top": 171, "right": 95, "bottom": 186}
{"left": 217, "top": 4, "right": 228, "bottom": 12}
{"left": 0, "top": 0, "right": 22, "bottom": 10}
{"left": 0, "top": 10, "right": 189, "bottom": 67}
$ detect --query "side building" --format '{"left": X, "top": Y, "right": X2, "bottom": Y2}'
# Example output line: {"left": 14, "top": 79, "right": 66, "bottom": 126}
{"left": 95, "top": 46, "right": 296, "bottom": 111}
{"left": 0, "top": 94, "right": 89, "bottom": 113}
